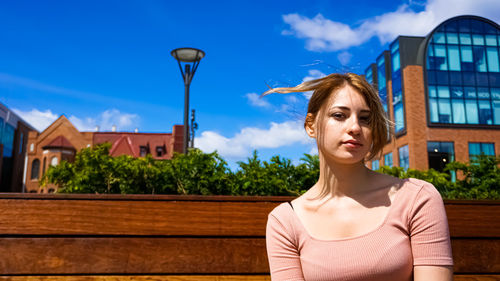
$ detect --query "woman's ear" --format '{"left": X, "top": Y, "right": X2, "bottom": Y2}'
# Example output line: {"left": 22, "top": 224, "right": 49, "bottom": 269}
{"left": 305, "top": 113, "right": 316, "bottom": 138}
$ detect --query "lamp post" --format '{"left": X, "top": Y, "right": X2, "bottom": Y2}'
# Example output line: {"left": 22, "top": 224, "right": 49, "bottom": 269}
{"left": 171, "top": 47, "right": 205, "bottom": 154}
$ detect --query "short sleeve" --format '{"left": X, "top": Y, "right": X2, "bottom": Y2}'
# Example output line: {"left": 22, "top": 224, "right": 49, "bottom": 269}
{"left": 266, "top": 211, "right": 305, "bottom": 281}
{"left": 408, "top": 183, "right": 454, "bottom": 266}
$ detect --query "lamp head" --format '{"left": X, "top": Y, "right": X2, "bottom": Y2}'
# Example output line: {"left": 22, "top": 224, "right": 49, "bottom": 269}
{"left": 171, "top": 47, "right": 205, "bottom": 62}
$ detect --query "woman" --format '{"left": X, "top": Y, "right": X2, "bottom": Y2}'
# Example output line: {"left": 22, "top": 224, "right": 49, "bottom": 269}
{"left": 264, "top": 73, "right": 453, "bottom": 281}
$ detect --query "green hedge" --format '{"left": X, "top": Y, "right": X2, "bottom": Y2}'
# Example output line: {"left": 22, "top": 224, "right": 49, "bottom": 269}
{"left": 42, "top": 143, "right": 499, "bottom": 199}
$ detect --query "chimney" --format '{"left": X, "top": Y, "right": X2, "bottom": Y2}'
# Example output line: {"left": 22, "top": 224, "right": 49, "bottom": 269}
{"left": 111, "top": 125, "right": 117, "bottom": 132}
{"left": 95, "top": 125, "right": 100, "bottom": 132}
{"left": 134, "top": 128, "right": 139, "bottom": 133}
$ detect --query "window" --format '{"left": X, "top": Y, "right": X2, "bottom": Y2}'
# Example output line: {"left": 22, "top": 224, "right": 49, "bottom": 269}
{"left": 426, "top": 17, "right": 500, "bottom": 125}
{"left": 156, "top": 146, "right": 166, "bottom": 157}
{"left": 398, "top": 145, "right": 409, "bottom": 170}
{"left": 384, "top": 153, "right": 393, "bottom": 167}
{"left": 469, "top": 142, "right": 495, "bottom": 160}
{"left": 372, "top": 160, "right": 380, "bottom": 170}
{"left": 19, "top": 133, "right": 24, "bottom": 155}
{"left": 48, "top": 188, "right": 55, "bottom": 193}
{"left": 50, "top": 157, "right": 58, "bottom": 166}
{"left": 42, "top": 157, "right": 46, "bottom": 176}
{"left": 377, "top": 54, "right": 388, "bottom": 114}
{"left": 427, "top": 142, "right": 455, "bottom": 181}
{"left": 1, "top": 123, "right": 15, "bottom": 189}
{"left": 139, "top": 146, "right": 148, "bottom": 157}
{"left": 365, "top": 66, "right": 373, "bottom": 85}
{"left": 2, "top": 124, "right": 15, "bottom": 158}
{"left": 31, "top": 159, "right": 40, "bottom": 180}
{"left": 391, "top": 40, "right": 406, "bottom": 133}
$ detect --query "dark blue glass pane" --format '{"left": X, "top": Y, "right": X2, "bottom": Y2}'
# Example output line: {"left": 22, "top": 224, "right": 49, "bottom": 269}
{"left": 463, "top": 72, "right": 476, "bottom": 86}
{"left": 451, "top": 86, "right": 464, "bottom": 98}
{"left": 436, "top": 71, "right": 449, "bottom": 84}
{"left": 484, "top": 23, "right": 497, "bottom": 34}
{"left": 458, "top": 19, "right": 471, "bottom": 33}
{"left": 478, "top": 100, "right": 493, "bottom": 124}
{"left": 478, "top": 88, "right": 490, "bottom": 99}
{"left": 470, "top": 20, "right": 485, "bottom": 33}
{"left": 489, "top": 73, "right": 500, "bottom": 87}
{"left": 473, "top": 46, "right": 487, "bottom": 72}
{"left": 449, "top": 71, "right": 462, "bottom": 84}
{"left": 428, "top": 70, "right": 437, "bottom": 84}
{"left": 465, "top": 87, "right": 477, "bottom": 98}
{"left": 446, "top": 21, "right": 458, "bottom": 32}
{"left": 392, "top": 71, "right": 402, "bottom": 93}
{"left": 476, "top": 73, "right": 489, "bottom": 86}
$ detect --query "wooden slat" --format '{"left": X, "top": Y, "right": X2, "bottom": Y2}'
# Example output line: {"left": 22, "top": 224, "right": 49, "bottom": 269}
{"left": 0, "top": 200, "right": 277, "bottom": 236}
{"left": 446, "top": 204, "right": 500, "bottom": 237}
{"left": 453, "top": 276, "right": 500, "bottom": 281}
{"left": 452, "top": 239, "right": 500, "bottom": 273}
{"left": 0, "top": 193, "right": 295, "bottom": 202}
{"left": 0, "top": 276, "right": 271, "bottom": 281}
{"left": 1, "top": 237, "right": 498, "bottom": 275}
{"left": 2, "top": 198, "right": 500, "bottom": 237}
{"left": 0, "top": 238, "right": 269, "bottom": 275}
{"left": 0, "top": 275, "right": 498, "bottom": 281}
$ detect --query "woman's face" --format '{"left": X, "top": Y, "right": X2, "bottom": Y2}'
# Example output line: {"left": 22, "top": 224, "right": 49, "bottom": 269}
{"left": 308, "top": 85, "right": 373, "bottom": 165}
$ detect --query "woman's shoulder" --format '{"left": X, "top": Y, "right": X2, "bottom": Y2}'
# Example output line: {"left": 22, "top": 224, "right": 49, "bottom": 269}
{"left": 400, "top": 177, "right": 442, "bottom": 197}
{"left": 268, "top": 202, "right": 294, "bottom": 220}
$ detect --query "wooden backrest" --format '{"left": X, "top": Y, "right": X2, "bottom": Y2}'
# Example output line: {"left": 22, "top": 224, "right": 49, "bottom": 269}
{"left": 0, "top": 194, "right": 498, "bottom": 280}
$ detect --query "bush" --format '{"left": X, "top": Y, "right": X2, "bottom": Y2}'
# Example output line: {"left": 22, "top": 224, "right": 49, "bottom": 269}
{"left": 42, "top": 144, "right": 499, "bottom": 199}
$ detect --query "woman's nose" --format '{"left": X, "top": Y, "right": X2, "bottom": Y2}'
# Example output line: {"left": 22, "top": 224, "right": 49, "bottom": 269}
{"left": 347, "top": 117, "right": 362, "bottom": 134}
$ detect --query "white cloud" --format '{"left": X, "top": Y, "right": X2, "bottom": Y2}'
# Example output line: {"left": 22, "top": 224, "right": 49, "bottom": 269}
{"left": 245, "top": 92, "right": 271, "bottom": 108}
{"left": 69, "top": 109, "right": 140, "bottom": 132}
{"left": 282, "top": 0, "right": 500, "bottom": 51}
{"left": 302, "top": 69, "right": 326, "bottom": 83}
{"left": 12, "top": 109, "right": 58, "bottom": 132}
{"left": 13, "top": 108, "right": 140, "bottom": 132}
{"left": 337, "top": 51, "right": 353, "bottom": 66}
{"left": 195, "top": 120, "right": 313, "bottom": 158}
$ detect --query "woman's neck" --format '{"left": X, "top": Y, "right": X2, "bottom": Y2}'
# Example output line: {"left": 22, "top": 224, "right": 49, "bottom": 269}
{"left": 311, "top": 155, "right": 373, "bottom": 199}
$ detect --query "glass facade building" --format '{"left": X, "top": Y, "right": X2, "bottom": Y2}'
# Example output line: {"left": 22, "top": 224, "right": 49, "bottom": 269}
{"left": 366, "top": 15, "right": 499, "bottom": 172}
{"left": 426, "top": 17, "right": 500, "bottom": 125}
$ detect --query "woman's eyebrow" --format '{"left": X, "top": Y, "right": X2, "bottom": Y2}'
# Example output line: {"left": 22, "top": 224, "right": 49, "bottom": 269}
{"left": 330, "top": 106, "right": 371, "bottom": 113}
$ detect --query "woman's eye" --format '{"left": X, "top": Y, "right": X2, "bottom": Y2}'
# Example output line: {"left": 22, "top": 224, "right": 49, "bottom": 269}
{"left": 331, "top": 113, "right": 345, "bottom": 119}
{"left": 360, "top": 116, "right": 371, "bottom": 123}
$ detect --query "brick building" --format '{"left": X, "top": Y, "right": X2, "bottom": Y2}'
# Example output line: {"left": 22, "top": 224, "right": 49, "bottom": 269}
{"left": 365, "top": 15, "right": 500, "bottom": 174}
{"left": 0, "top": 102, "right": 36, "bottom": 192}
{"left": 25, "top": 115, "right": 183, "bottom": 193}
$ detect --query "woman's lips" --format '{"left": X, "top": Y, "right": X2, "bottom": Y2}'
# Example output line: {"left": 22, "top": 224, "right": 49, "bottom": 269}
{"left": 342, "top": 140, "right": 362, "bottom": 148}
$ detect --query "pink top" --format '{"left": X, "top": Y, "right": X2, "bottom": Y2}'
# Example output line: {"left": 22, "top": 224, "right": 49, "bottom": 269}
{"left": 266, "top": 178, "right": 453, "bottom": 281}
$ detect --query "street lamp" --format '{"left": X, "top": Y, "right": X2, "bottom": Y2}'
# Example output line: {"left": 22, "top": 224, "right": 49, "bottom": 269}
{"left": 171, "top": 47, "right": 205, "bottom": 154}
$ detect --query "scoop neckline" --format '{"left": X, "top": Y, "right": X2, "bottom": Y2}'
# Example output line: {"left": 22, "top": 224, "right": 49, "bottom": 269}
{"left": 287, "top": 179, "right": 408, "bottom": 242}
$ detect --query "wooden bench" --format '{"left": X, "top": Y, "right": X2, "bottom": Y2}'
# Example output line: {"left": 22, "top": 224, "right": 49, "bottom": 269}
{"left": 0, "top": 194, "right": 498, "bottom": 280}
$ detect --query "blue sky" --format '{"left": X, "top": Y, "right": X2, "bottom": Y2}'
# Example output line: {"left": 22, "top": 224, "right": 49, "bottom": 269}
{"left": 1, "top": 0, "right": 499, "bottom": 169}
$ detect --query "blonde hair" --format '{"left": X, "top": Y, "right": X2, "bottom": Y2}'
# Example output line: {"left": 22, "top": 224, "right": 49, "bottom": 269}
{"left": 263, "top": 73, "right": 392, "bottom": 160}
